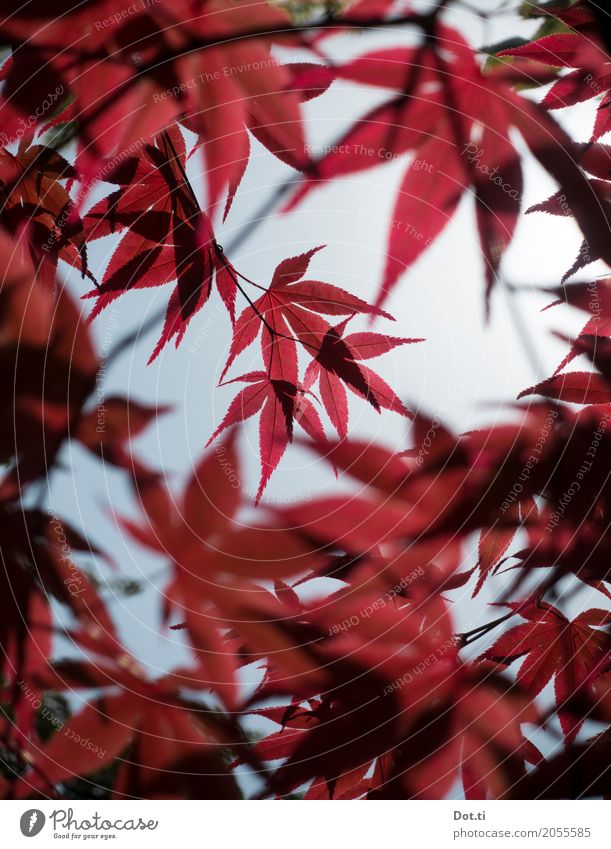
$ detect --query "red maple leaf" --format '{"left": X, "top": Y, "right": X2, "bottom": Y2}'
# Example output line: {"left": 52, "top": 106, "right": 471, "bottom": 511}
{"left": 220, "top": 246, "right": 392, "bottom": 382}
{"left": 480, "top": 600, "right": 611, "bottom": 740}
{"left": 0, "top": 142, "right": 89, "bottom": 287}
{"left": 82, "top": 129, "right": 236, "bottom": 361}
{"left": 0, "top": 0, "right": 324, "bottom": 197}
{"left": 207, "top": 373, "right": 324, "bottom": 503}
{"left": 117, "top": 432, "right": 323, "bottom": 702}
{"left": 304, "top": 319, "right": 419, "bottom": 437}
{"left": 285, "top": 26, "right": 527, "bottom": 310}
{"left": 498, "top": 31, "right": 611, "bottom": 139}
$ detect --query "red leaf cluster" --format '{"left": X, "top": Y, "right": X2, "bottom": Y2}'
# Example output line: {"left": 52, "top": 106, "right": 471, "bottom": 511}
{"left": 1, "top": 0, "right": 611, "bottom": 804}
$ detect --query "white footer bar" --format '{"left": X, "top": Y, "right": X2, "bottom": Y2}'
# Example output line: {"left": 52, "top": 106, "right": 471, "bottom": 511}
{"left": 0, "top": 799, "right": 608, "bottom": 848}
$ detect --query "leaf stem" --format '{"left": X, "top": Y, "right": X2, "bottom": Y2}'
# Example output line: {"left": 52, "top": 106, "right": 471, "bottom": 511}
{"left": 457, "top": 609, "right": 516, "bottom": 647}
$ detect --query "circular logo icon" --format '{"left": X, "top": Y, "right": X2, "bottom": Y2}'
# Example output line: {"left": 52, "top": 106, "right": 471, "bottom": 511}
{"left": 20, "top": 810, "right": 46, "bottom": 837}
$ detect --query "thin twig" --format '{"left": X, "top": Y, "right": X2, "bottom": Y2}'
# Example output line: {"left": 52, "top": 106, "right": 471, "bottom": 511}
{"left": 457, "top": 609, "right": 516, "bottom": 647}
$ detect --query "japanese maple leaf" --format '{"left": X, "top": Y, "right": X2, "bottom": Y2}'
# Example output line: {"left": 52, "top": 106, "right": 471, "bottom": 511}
{"left": 251, "top": 586, "right": 538, "bottom": 800}
{"left": 117, "top": 432, "right": 321, "bottom": 702}
{"left": 75, "top": 396, "right": 171, "bottom": 484}
{"left": 0, "top": 568, "right": 52, "bottom": 741}
{"left": 215, "top": 253, "right": 417, "bottom": 492}
{"left": 2, "top": 645, "right": 251, "bottom": 800}
{"left": 1, "top": 501, "right": 120, "bottom": 743}
{"left": 220, "top": 246, "right": 392, "bottom": 384}
{"left": 481, "top": 601, "right": 611, "bottom": 740}
{"left": 303, "top": 319, "right": 419, "bottom": 437}
{"left": 494, "top": 31, "right": 611, "bottom": 286}
{"left": 498, "top": 31, "right": 611, "bottom": 140}
{"left": 518, "top": 371, "right": 611, "bottom": 405}
{"left": 510, "top": 104, "right": 611, "bottom": 287}
{"left": 0, "top": 1, "right": 322, "bottom": 205}
{"left": 529, "top": 275, "right": 611, "bottom": 380}
{"left": 524, "top": 174, "right": 611, "bottom": 283}
{"left": 376, "top": 668, "right": 540, "bottom": 800}
{"left": 281, "top": 404, "right": 565, "bottom": 569}
{"left": 508, "top": 728, "right": 611, "bottom": 799}
{"left": 474, "top": 500, "right": 529, "bottom": 597}
{"left": 207, "top": 372, "right": 325, "bottom": 503}
{"left": 248, "top": 591, "right": 458, "bottom": 798}
{"left": 285, "top": 26, "right": 525, "bottom": 310}
{"left": 0, "top": 142, "right": 88, "bottom": 288}
{"left": 120, "top": 429, "right": 317, "bottom": 585}
{"left": 83, "top": 128, "right": 189, "bottom": 242}
{"left": 183, "top": 60, "right": 333, "bottom": 219}
{"left": 82, "top": 130, "right": 236, "bottom": 360}
{"left": 0, "top": 248, "right": 98, "bottom": 496}
{"left": 513, "top": 515, "right": 611, "bottom": 601}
